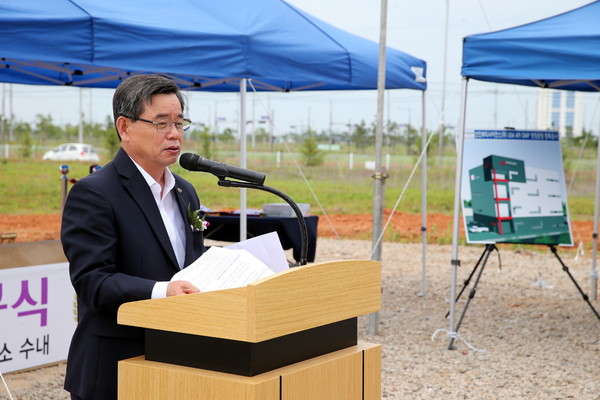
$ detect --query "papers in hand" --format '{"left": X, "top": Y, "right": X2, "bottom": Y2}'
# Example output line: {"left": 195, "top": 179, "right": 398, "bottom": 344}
{"left": 171, "top": 232, "right": 289, "bottom": 292}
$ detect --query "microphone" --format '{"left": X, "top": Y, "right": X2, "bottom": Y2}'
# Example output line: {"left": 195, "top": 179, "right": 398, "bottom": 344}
{"left": 179, "top": 153, "right": 266, "bottom": 185}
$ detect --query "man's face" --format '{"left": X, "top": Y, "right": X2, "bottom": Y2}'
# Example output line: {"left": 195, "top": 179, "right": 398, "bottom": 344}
{"left": 120, "top": 93, "right": 184, "bottom": 174}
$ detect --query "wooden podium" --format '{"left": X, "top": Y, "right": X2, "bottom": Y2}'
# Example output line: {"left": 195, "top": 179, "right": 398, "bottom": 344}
{"left": 117, "top": 259, "right": 381, "bottom": 399}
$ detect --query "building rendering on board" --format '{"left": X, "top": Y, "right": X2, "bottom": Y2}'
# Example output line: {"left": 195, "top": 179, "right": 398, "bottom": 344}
{"left": 468, "top": 154, "right": 569, "bottom": 242}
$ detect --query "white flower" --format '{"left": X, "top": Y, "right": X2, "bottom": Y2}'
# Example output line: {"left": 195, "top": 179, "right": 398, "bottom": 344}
{"left": 187, "top": 204, "right": 209, "bottom": 232}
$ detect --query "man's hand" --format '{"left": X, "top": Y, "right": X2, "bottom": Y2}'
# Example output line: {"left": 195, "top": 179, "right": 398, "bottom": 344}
{"left": 167, "top": 280, "right": 200, "bottom": 296}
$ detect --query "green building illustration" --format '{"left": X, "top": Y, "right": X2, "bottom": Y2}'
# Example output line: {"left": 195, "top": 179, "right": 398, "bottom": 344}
{"left": 467, "top": 154, "right": 570, "bottom": 244}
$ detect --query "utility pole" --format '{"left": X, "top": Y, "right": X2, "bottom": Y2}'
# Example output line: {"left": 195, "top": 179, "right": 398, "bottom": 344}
{"left": 268, "top": 108, "right": 274, "bottom": 152}
{"left": 439, "top": 0, "right": 449, "bottom": 166}
{"left": 78, "top": 88, "right": 84, "bottom": 143}
{"left": 251, "top": 91, "right": 256, "bottom": 148}
{"left": 1, "top": 84, "right": 5, "bottom": 159}
{"left": 89, "top": 88, "right": 93, "bottom": 125}
{"left": 329, "top": 101, "right": 333, "bottom": 144}
{"left": 8, "top": 84, "right": 14, "bottom": 142}
{"left": 214, "top": 101, "right": 219, "bottom": 141}
{"left": 493, "top": 86, "right": 498, "bottom": 128}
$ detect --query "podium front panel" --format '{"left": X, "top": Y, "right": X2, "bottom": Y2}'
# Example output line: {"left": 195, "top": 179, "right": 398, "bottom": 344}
{"left": 118, "top": 356, "right": 280, "bottom": 400}
{"left": 281, "top": 350, "right": 361, "bottom": 399}
{"left": 118, "top": 343, "right": 381, "bottom": 400}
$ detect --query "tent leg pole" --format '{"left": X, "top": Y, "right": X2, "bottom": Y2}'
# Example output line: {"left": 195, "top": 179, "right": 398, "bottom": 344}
{"left": 591, "top": 132, "right": 600, "bottom": 300}
{"left": 239, "top": 79, "right": 248, "bottom": 242}
{"left": 420, "top": 90, "right": 427, "bottom": 296}
{"left": 367, "top": 0, "right": 389, "bottom": 336}
{"left": 448, "top": 77, "right": 469, "bottom": 350}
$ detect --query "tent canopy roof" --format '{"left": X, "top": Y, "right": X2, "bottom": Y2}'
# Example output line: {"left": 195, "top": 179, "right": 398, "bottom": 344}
{"left": 461, "top": 0, "right": 600, "bottom": 91}
{"left": 0, "top": 0, "right": 426, "bottom": 92}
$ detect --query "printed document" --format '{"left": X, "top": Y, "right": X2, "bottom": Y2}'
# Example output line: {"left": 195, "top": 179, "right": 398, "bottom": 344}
{"left": 171, "top": 232, "right": 289, "bottom": 292}
{"left": 223, "top": 231, "right": 289, "bottom": 273}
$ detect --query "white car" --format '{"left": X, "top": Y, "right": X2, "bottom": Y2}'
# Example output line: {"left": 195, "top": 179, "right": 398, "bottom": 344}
{"left": 42, "top": 143, "right": 100, "bottom": 162}
{"left": 468, "top": 225, "right": 490, "bottom": 233}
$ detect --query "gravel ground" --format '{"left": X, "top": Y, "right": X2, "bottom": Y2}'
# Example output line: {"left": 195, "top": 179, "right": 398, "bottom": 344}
{"left": 1, "top": 238, "right": 599, "bottom": 399}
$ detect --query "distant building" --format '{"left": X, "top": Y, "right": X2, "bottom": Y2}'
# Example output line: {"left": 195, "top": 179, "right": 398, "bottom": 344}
{"left": 536, "top": 89, "right": 584, "bottom": 137}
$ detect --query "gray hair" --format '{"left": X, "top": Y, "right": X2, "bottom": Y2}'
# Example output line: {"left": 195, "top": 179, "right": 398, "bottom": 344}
{"left": 112, "top": 74, "right": 186, "bottom": 139}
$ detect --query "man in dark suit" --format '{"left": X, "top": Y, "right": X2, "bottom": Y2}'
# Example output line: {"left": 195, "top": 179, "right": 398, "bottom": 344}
{"left": 61, "top": 74, "right": 206, "bottom": 400}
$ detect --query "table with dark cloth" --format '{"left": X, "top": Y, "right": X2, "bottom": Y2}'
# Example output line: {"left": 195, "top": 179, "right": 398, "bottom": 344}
{"left": 203, "top": 214, "right": 318, "bottom": 263}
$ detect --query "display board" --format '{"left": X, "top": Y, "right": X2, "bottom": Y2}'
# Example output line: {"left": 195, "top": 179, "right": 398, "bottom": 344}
{"left": 461, "top": 129, "right": 573, "bottom": 245}
{"left": 0, "top": 262, "right": 76, "bottom": 373}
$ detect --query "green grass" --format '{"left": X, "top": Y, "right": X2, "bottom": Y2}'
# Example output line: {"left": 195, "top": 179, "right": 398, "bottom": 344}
{"left": 0, "top": 151, "right": 596, "bottom": 222}
{"left": 0, "top": 159, "right": 93, "bottom": 214}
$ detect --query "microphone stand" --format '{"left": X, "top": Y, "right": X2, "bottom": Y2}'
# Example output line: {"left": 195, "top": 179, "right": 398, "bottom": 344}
{"left": 216, "top": 178, "right": 309, "bottom": 266}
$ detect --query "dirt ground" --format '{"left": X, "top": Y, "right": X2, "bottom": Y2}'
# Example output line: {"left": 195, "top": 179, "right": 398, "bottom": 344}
{"left": 1, "top": 213, "right": 599, "bottom": 399}
{"left": 0, "top": 211, "right": 595, "bottom": 251}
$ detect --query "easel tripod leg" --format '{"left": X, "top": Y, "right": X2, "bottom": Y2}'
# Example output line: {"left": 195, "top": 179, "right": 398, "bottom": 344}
{"left": 448, "top": 244, "right": 496, "bottom": 350}
{"left": 446, "top": 244, "right": 493, "bottom": 319}
{"left": 549, "top": 245, "right": 600, "bottom": 321}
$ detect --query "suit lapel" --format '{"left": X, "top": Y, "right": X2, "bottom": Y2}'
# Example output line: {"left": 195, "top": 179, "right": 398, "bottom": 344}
{"left": 113, "top": 149, "right": 180, "bottom": 271}
{"left": 173, "top": 178, "right": 196, "bottom": 267}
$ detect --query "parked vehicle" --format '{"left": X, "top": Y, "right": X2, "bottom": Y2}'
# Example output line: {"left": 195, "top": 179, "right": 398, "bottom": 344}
{"left": 468, "top": 225, "right": 490, "bottom": 233}
{"left": 42, "top": 143, "right": 100, "bottom": 162}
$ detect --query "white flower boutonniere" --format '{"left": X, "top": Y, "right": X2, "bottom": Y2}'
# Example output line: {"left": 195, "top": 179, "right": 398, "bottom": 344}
{"left": 187, "top": 204, "right": 209, "bottom": 232}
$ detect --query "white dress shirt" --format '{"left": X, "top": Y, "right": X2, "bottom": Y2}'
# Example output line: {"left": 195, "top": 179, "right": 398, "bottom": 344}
{"left": 130, "top": 159, "right": 186, "bottom": 299}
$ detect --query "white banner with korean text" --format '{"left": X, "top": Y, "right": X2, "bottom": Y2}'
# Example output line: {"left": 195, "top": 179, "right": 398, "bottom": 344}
{"left": 0, "top": 262, "right": 76, "bottom": 373}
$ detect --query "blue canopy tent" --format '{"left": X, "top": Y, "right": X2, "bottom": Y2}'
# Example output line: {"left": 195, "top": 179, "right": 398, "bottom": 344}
{"left": 0, "top": 0, "right": 426, "bottom": 91}
{"left": 0, "top": 0, "right": 429, "bottom": 278}
{"left": 462, "top": 1, "right": 600, "bottom": 91}
{"left": 446, "top": 0, "right": 600, "bottom": 347}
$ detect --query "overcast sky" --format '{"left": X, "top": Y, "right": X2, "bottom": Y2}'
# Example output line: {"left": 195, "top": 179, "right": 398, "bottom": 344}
{"left": 2, "top": 0, "right": 596, "bottom": 136}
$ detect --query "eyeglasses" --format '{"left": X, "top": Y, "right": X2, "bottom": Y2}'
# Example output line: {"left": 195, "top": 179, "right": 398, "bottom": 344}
{"left": 123, "top": 115, "right": 192, "bottom": 133}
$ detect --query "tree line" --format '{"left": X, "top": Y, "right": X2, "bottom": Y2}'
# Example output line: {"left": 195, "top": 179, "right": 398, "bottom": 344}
{"left": 1, "top": 114, "right": 596, "bottom": 167}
